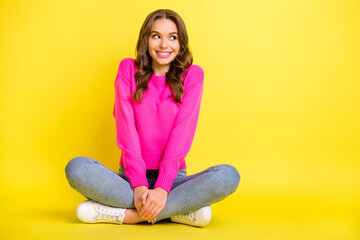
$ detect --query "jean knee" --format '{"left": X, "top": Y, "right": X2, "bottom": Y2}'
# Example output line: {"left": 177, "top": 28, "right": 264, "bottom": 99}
{"left": 65, "top": 156, "right": 97, "bottom": 185}
{"left": 212, "top": 164, "right": 240, "bottom": 195}
{"left": 224, "top": 164, "right": 240, "bottom": 184}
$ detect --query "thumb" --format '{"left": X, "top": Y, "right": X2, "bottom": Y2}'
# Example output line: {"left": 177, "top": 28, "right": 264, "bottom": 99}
{"left": 141, "top": 190, "right": 148, "bottom": 204}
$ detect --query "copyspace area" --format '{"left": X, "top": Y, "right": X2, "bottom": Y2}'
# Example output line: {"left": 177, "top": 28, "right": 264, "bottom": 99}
{"left": 1, "top": 1, "right": 359, "bottom": 239}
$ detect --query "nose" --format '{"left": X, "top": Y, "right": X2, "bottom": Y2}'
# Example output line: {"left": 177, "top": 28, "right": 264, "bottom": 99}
{"left": 160, "top": 38, "right": 168, "bottom": 49}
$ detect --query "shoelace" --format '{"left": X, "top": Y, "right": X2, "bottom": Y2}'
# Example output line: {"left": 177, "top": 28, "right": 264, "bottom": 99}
{"left": 176, "top": 211, "right": 197, "bottom": 223}
{"left": 93, "top": 204, "right": 125, "bottom": 223}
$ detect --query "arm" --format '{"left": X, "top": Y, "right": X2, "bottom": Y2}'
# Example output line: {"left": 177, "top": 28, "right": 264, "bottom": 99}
{"left": 113, "top": 59, "right": 149, "bottom": 189}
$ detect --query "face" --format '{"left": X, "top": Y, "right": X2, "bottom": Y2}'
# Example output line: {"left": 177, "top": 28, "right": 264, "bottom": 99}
{"left": 148, "top": 18, "right": 180, "bottom": 74}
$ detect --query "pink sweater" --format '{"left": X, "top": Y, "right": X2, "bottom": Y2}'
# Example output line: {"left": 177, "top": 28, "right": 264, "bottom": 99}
{"left": 113, "top": 58, "right": 204, "bottom": 193}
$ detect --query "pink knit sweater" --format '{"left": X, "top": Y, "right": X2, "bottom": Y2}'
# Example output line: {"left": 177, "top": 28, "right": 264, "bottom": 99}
{"left": 113, "top": 58, "right": 204, "bottom": 193}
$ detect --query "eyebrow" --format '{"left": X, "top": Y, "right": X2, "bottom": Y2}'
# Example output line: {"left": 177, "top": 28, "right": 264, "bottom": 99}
{"left": 150, "top": 31, "right": 178, "bottom": 35}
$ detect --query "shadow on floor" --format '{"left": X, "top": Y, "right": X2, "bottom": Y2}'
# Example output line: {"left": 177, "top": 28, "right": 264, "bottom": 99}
{"left": 36, "top": 208, "right": 174, "bottom": 225}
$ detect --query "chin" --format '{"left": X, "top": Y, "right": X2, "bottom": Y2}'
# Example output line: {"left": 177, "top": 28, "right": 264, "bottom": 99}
{"left": 155, "top": 59, "right": 173, "bottom": 66}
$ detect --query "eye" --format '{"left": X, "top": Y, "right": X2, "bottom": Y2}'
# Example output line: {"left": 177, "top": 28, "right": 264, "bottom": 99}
{"left": 152, "top": 34, "right": 160, "bottom": 39}
{"left": 170, "top": 36, "right": 177, "bottom": 40}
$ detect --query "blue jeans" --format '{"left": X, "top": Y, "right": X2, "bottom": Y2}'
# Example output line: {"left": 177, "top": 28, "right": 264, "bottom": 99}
{"left": 65, "top": 156, "right": 240, "bottom": 222}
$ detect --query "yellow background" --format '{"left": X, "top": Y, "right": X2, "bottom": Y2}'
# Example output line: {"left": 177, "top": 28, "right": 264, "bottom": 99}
{"left": 1, "top": 0, "right": 359, "bottom": 239}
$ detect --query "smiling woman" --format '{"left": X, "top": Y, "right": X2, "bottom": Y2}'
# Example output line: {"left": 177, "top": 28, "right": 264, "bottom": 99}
{"left": 65, "top": 9, "right": 240, "bottom": 227}
{"left": 133, "top": 9, "right": 193, "bottom": 104}
{"left": 147, "top": 19, "right": 180, "bottom": 76}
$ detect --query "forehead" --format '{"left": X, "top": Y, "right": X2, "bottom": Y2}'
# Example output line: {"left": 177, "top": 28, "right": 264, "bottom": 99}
{"left": 150, "top": 18, "right": 178, "bottom": 33}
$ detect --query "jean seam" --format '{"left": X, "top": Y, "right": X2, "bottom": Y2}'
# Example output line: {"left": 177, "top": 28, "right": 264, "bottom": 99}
{"left": 168, "top": 166, "right": 215, "bottom": 197}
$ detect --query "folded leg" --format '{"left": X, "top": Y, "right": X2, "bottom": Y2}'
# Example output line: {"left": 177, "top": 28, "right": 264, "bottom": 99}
{"left": 65, "top": 156, "right": 134, "bottom": 208}
{"left": 155, "top": 164, "right": 240, "bottom": 222}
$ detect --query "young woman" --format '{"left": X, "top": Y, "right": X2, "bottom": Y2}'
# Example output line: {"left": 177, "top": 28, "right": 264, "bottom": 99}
{"left": 65, "top": 9, "right": 240, "bottom": 227}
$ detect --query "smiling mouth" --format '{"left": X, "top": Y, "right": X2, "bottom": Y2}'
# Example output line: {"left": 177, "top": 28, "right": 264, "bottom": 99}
{"left": 156, "top": 51, "right": 172, "bottom": 55}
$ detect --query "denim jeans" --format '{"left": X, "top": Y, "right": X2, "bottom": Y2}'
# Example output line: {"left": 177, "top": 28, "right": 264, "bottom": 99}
{"left": 65, "top": 156, "right": 240, "bottom": 222}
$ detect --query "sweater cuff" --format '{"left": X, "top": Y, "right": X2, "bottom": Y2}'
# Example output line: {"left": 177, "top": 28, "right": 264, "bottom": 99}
{"left": 126, "top": 171, "right": 149, "bottom": 190}
{"left": 153, "top": 172, "right": 177, "bottom": 193}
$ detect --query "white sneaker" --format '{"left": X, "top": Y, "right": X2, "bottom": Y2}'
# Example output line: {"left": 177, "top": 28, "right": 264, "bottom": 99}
{"left": 76, "top": 200, "right": 126, "bottom": 224}
{"left": 170, "top": 206, "right": 211, "bottom": 227}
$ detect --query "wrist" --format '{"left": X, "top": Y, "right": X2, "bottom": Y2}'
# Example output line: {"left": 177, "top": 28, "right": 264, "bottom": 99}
{"left": 134, "top": 185, "right": 148, "bottom": 192}
{"left": 155, "top": 187, "right": 168, "bottom": 194}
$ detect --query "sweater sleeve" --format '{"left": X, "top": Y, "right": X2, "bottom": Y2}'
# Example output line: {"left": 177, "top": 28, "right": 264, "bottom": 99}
{"left": 153, "top": 65, "right": 204, "bottom": 193}
{"left": 113, "top": 59, "right": 149, "bottom": 189}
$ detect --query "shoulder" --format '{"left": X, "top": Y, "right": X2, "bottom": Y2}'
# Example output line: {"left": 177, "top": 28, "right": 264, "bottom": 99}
{"left": 184, "top": 64, "right": 204, "bottom": 87}
{"left": 119, "top": 57, "right": 136, "bottom": 71}
{"left": 187, "top": 64, "right": 204, "bottom": 77}
{"left": 116, "top": 58, "right": 137, "bottom": 81}
{"left": 115, "top": 58, "right": 137, "bottom": 86}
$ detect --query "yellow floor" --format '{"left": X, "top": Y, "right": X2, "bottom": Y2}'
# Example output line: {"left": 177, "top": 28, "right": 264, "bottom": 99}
{"left": 1, "top": 154, "right": 359, "bottom": 240}
{"left": 2, "top": 192, "right": 359, "bottom": 240}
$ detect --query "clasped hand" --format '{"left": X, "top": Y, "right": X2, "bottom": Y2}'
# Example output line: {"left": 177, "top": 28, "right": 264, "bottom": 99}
{"left": 133, "top": 186, "right": 168, "bottom": 223}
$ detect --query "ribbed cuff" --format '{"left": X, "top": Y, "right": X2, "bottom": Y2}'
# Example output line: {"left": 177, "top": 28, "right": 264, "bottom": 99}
{"left": 153, "top": 172, "right": 177, "bottom": 193}
{"left": 127, "top": 171, "right": 149, "bottom": 190}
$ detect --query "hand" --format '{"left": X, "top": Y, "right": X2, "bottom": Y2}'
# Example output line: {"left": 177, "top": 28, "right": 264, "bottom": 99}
{"left": 140, "top": 187, "right": 168, "bottom": 223}
{"left": 133, "top": 186, "right": 148, "bottom": 214}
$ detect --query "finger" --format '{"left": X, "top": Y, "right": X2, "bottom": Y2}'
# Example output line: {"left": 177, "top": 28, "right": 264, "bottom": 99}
{"left": 138, "top": 198, "right": 145, "bottom": 210}
{"left": 141, "top": 190, "right": 148, "bottom": 205}
{"left": 134, "top": 201, "right": 142, "bottom": 213}
{"left": 144, "top": 204, "right": 158, "bottom": 221}
{"left": 134, "top": 201, "right": 139, "bottom": 211}
{"left": 135, "top": 199, "right": 144, "bottom": 212}
{"left": 148, "top": 208, "right": 158, "bottom": 222}
{"left": 151, "top": 213, "right": 160, "bottom": 224}
{"left": 135, "top": 204, "right": 142, "bottom": 214}
{"left": 144, "top": 203, "right": 158, "bottom": 222}
{"left": 142, "top": 202, "right": 156, "bottom": 220}
{"left": 140, "top": 190, "right": 148, "bottom": 202}
{"left": 149, "top": 203, "right": 164, "bottom": 222}
{"left": 146, "top": 203, "right": 160, "bottom": 221}
{"left": 140, "top": 198, "right": 152, "bottom": 216}
{"left": 153, "top": 207, "right": 163, "bottom": 220}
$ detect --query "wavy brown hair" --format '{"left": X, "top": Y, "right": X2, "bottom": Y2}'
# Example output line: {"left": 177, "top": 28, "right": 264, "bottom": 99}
{"left": 132, "top": 9, "right": 193, "bottom": 104}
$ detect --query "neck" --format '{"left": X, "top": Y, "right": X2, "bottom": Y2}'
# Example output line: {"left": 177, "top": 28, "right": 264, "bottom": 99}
{"left": 152, "top": 62, "right": 170, "bottom": 76}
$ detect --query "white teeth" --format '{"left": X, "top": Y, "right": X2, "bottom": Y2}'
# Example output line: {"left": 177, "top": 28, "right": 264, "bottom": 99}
{"left": 157, "top": 52, "right": 171, "bottom": 55}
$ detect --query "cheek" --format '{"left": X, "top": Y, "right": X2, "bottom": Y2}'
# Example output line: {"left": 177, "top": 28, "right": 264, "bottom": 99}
{"left": 172, "top": 42, "right": 180, "bottom": 52}
{"left": 148, "top": 39, "right": 157, "bottom": 51}
{"left": 147, "top": 42, "right": 154, "bottom": 51}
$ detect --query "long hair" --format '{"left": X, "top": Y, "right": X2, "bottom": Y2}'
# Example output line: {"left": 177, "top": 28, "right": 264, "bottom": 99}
{"left": 133, "top": 9, "right": 193, "bottom": 104}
